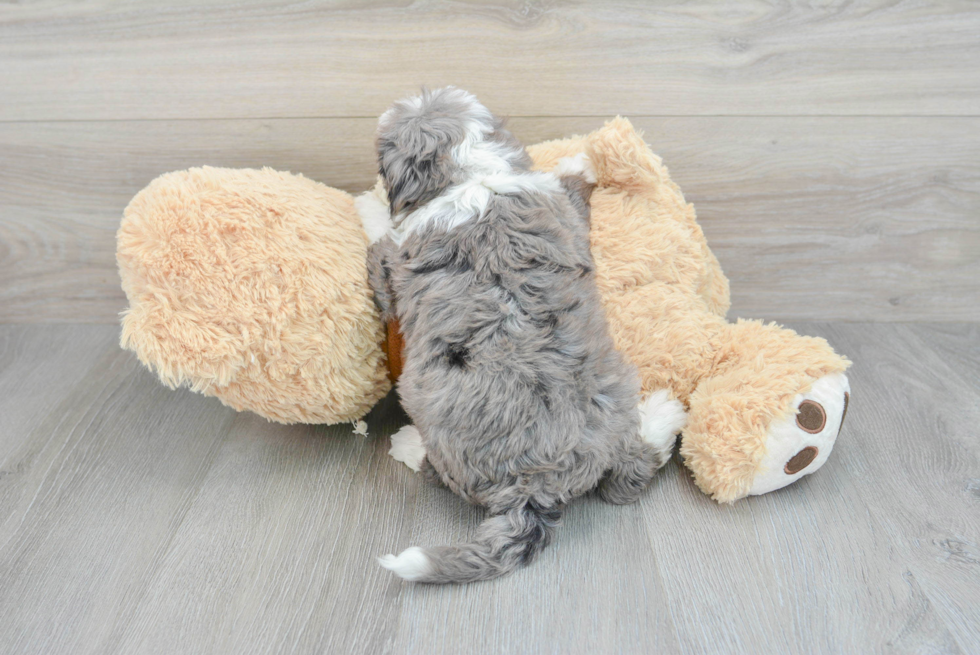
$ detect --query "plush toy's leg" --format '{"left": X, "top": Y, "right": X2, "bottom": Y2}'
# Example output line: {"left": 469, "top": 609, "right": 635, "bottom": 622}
{"left": 747, "top": 372, "right": 850, "bottom": 496}
{"left": 598, "top": 390, "right": 687, "bottom": 505}
{"left": 681, "top": 320, "right": 851, "bottom": 503}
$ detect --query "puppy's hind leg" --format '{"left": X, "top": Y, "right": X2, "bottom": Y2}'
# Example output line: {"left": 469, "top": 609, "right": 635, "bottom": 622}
{"left": 637, "top": 389, "right": 687, "bottom": 467}
{"left": 598, "top": 390, "right": 688, "bottom": 505}
{"left": 597, "top": 439, "right": 663, "bottom": 505}
{"left": 388, "top": 424, "right": 446, "bottom": 488}
{"left": 389, "top": 424, "right": 426, "bottom": 472}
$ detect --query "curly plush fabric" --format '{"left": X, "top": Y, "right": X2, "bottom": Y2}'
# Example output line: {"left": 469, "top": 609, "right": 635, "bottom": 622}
{"left": 118, "top": 123, "right": 850, "bottom": 501}
{"left": 117, "top": 166, "right": 390, "bottom": 424}
{"left": 528, "top": 118, "right": 850, "bottom": 502}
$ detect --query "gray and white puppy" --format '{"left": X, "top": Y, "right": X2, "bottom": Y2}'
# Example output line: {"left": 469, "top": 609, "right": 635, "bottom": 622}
{"left": 358, "top": 88, "right": 686, "bottom": 584}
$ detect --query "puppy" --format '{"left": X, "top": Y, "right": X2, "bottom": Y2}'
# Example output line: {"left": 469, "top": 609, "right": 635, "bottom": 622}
{"left": 359, "top": 88, "right": 686, "bottom": 584}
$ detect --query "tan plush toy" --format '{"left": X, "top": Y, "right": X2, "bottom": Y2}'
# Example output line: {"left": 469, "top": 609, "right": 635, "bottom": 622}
{"left": 117, "top": 167, "right": 391, "bottom": 425}
{"left": 527, "top": 119, "right": 851, "bottom": 502}
{"left": 117, "top": 119, "right": 850, "bottom": 503}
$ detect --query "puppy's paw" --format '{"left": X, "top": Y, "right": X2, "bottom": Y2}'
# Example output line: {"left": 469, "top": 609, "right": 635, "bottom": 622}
{"left": 639, "top": 389, "right": 687, "bottom": 461}
{"left": 389, "top": 424, "right": 426, "bottom": 472}
{"left": 378, "top": 547, "right": 433, "bottom": 581}
{"left": 554, "top": 152, "right": 597, "bottom": 184}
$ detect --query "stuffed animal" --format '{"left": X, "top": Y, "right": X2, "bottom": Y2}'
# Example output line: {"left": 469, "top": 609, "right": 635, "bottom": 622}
{"left": 525, "top": 118, "right": 851, "bottom": 502}
{"left": 117, "top": 119, "right": 850, "bottom": 503}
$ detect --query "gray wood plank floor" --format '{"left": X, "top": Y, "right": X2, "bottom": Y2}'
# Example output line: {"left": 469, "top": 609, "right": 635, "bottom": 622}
{"left": 0, "top": 323, "right": 977, "bottom": 654}
{"left": 2, "top": 1, "right": 978, "bottom": 120}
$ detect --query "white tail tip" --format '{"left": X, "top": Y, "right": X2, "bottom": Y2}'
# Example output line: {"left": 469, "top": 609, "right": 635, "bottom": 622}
{"left": 378, "top": 547, "right": 433, "bottom": 581}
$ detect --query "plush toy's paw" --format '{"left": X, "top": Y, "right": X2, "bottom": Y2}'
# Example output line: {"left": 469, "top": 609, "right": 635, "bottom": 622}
{"left": 639, "top": 389, "right": 688, "bottom": 464}
{"left": 749, "top": 372, "right": 851, "bottom": 496}
{"left": 389, "top": 424, "right": 426, "bottom": 472}
{"left": 354, "top": 187, "right": 392, "bottom": 246}
{"left": 553, "top": 152, "right": 597, "bottom": 184}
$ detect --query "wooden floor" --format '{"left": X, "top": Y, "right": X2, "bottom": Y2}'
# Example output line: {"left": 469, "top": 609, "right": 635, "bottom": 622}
{"left": 2, "top": 1, "right": 979, "bottom": 653}
{"left": 0, "top": 322, "right": 977, "bottom": 654}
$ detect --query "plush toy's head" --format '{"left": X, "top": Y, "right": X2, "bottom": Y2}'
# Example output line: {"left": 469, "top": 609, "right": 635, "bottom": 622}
{"left": 117, "top": 166, "right": 390, "bottom": 424}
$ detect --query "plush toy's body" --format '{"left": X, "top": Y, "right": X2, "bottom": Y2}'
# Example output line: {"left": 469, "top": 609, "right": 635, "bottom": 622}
{"left": 528, "top": 119, "right": 851, "bottom": 502}
{"left": 117, "top": 119, "right": 850, "bottom": 503}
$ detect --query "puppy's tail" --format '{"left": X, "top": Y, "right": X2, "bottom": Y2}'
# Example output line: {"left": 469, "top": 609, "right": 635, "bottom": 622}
{"left": 378, "top": 501, "right": 561, "bottom": 584}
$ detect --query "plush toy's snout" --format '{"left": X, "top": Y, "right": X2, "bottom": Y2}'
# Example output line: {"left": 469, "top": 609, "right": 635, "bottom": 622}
{"left": 745, "top": 373, "right": 851, "bottom": 498}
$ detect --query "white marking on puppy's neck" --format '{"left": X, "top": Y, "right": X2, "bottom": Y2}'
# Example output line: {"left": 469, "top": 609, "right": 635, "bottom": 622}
{"left": 389, "top": 170, "right": 561, "bottom": 245}
{"left": 384, "top": 87, "right": 565, "bottom": 245}
{"left": 390, "top": 137, "right": 562, "bottom": 245}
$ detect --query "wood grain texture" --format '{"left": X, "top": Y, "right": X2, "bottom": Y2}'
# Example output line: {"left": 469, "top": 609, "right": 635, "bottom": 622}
{"left": 1, "top": 0, "right": 979, "bottom": 121}
{"left": 0, "top": 325, "right": 117, "bottom": 458}
{"left": 1, "top": 116, "right": 977, "bottom": 323}
{"left": 0, "top": 323, "right": 978, "bottom": 653}
{"left": 830, "top": 321, "right": 980, "bottom": 651}
{"left": 0, "top": 329, "right": 236, "bottom": 655}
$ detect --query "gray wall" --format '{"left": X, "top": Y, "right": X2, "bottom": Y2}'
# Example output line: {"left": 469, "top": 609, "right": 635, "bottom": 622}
{"left": 2, "top": 1, "right": 977, "bottom": 323}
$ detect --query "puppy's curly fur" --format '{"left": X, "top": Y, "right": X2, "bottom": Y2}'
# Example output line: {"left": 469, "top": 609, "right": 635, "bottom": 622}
{"left": 365, "top": 88, "right": 676, "bottom": 584}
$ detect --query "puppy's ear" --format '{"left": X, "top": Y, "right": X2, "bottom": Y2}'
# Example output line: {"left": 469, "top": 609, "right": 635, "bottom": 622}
{"left": 378, "top": 140, "right": 454, "bottom": 216}
{"left": 376, "top": 88, "right": 474, "bottom": 217}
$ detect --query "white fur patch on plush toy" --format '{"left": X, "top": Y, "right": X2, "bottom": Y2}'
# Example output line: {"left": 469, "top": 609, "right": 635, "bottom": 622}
{"left": 554, "top": 152, "right": 597, "bottom": 184}
{"left": 639, "top": 389, "right": 688, "bottom": 461}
